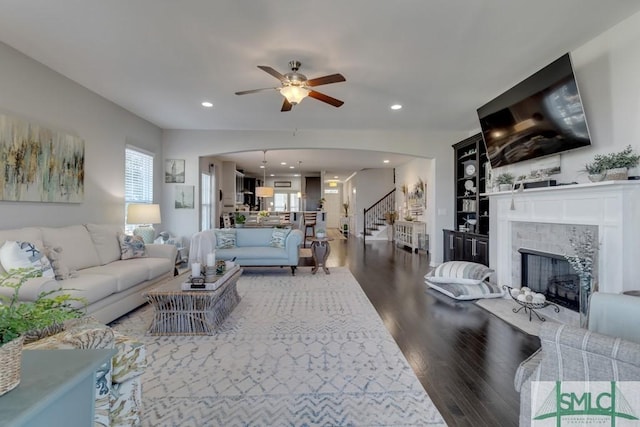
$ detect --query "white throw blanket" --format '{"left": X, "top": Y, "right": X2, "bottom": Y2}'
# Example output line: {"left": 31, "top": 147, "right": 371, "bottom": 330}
{"left": 188, "top": 229, "right": 216, "bottom": 265}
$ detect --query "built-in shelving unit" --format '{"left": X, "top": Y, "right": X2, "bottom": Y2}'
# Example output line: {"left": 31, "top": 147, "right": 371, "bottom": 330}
{"left": 444, "top": 133, "right": 490, "bottom": 266}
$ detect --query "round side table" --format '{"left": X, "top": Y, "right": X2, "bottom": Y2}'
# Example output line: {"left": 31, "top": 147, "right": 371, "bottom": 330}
{"left": 309, "top": 237, "right": 333, "bottom": 274}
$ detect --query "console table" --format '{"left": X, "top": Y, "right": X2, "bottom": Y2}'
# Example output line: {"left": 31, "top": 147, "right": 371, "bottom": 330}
{"left": 0, "top": 349, "right": 115, "bottom": 427}
{"left": 394, "top": 221, "right": 427, "bottom": 253}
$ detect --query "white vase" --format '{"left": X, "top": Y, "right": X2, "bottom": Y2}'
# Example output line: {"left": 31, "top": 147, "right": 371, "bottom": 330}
{"left": 499, "top": 184, "right": 512, "bottom": 191}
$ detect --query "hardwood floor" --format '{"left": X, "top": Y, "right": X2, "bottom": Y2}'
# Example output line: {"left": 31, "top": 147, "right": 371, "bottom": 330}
{"left": 322, "top": 234, "right": 540, "bottom": 427}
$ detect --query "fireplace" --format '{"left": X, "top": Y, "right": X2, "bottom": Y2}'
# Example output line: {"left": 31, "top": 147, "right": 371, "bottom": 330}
{"left": 519, "top": 249, "right": 579, "bottom": 311}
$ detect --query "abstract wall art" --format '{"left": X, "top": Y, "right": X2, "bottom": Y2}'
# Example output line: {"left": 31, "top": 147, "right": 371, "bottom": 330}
{"left": 0, "top": 114, "right": 84, "bottom": 203}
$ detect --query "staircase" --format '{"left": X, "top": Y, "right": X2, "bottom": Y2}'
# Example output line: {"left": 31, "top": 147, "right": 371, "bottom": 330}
{"left": 363, "top": 189, "right": 395, "bottom": 241}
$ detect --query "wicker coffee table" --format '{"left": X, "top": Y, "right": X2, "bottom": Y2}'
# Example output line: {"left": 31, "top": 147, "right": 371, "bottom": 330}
{"left": 143, "top": 267, "right": 242, "bottom": 335}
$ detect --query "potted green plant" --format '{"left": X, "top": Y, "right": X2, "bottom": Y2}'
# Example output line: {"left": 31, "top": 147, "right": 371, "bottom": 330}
{"left": 315, "top": 228, "right": 326, "bottom": 239}
{"left": 587, "top": 145, "right": 640, "bottom": 181}
{"left": 234, "top": 213, "right": 246, "bottom": 228}
{"left": 0, "top": 268, "right": 85, "bottom": 395}
{"left": 583, "top": 161, "right": 605, "bottom": 182}
{"left": 495, "top": 173, "right": 515, "bottom": 191}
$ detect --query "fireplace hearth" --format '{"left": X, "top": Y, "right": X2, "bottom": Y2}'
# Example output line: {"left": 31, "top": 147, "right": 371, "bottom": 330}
{"left": 519, "top": 248, "right": 580, "bottom": 312}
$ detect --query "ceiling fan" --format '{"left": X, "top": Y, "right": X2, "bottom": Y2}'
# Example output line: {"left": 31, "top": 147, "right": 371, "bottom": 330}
{"left": 235, "top": 60, "right": 346, "bottom": 112}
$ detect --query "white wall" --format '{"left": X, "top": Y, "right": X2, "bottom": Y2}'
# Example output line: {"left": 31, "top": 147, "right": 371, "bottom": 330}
{"left": 489, "top": 10, "right": 640, "bottom": 184}
{"left": 395, "top": 158, "right": 436, "bottom": 260}
{"left": 351, "top": 168, "right": 395, "bottom": 235}
{"left": 0, "top": 42, "right": 163, "bottom": 229}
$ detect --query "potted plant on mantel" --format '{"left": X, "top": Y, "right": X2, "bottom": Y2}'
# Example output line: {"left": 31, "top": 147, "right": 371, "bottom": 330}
{"left": 495, "top": 173, "right": 515, "bottom": 191}
{"left": 0, "top": 268, "right": 85, "bottom": 396}
{"left": 584, "top": 145, "right": 640, "bottom": 181}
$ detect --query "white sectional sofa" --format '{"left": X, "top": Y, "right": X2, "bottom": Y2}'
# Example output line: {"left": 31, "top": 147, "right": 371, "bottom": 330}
{"left": 0, "top": 224, "right": 177, "bottom": 323}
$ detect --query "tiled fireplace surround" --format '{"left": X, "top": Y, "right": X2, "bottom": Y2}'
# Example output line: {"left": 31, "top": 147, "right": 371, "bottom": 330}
{"left": 488, "top": 181, "right": 640, "bottom": 325}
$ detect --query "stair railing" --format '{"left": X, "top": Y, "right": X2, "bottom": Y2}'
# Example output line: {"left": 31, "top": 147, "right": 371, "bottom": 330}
{"left": 363, "top": 189, "right": 396, "bottom": 242}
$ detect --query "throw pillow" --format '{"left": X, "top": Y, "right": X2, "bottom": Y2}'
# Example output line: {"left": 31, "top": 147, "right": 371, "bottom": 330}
{"left": 270, "top": 228, "right": 291, "bottom": 248}
{"left": 425, "top": 261, "right": 494, "bottom": 285}
{"left": 0, "top": 240, "right": 54, "bottom": 278}
{"left": 214, "top": 229, "right": 236, "bottom": 249}
{"left": 44, "top": 246, "right": 73, "bottom": 280}
{"left": 118, "top": 234, "right": 147, "bottom": 260}
{"left": 425, "top": 279, "right": 503, "bottom": 300}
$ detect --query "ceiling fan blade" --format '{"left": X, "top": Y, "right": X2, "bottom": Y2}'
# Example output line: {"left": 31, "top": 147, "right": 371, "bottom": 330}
{"left": 235, "top": 87, "right": 277, "bottom": 95}
{"left": 281, "top": 98, "right": 293, "bottom": 112}
{"left": 257, "top": 65, "right": 287, "bottom": 82}
{"left": 306, "top": 73, "right": 346, "bottom": 87}
{"left": 308, "top": 90, "right": 344, "bottom": 107}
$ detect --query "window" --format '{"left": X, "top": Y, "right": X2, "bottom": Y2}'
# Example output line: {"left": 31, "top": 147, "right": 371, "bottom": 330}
{"left": 124, "top": 147, "right": 154, "bottom": 233}
{"left": 274, "top": 191, "right": 299, "bottom": 211}
{"left": 201, "top": 172, "right": 212, "bottom": 230}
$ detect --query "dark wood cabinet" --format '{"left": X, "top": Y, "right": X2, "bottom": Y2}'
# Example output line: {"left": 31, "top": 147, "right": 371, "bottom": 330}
{"left": 443, "top": 230, "right": 489, "bottom": 266}
{"left": 443, "top": 133, "right": 490, "bottom": 267}
{"left": 453, "top": 133, "right": 490, "bottom": 235}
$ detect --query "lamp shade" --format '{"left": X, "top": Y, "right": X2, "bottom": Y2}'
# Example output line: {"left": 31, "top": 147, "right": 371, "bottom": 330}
{"left": 255, "top": 186, "right": 274, "bottom": 198}
{"left": 280, "top": 85, "right": 309, "bottom": 104}
{"left": 126, "top": 203, "right": 161, "bottom": 224}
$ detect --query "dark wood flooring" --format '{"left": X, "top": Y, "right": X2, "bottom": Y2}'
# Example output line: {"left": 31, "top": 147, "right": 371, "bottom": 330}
{"left": 320, "top": 235, "right": 540, "bottom": 427}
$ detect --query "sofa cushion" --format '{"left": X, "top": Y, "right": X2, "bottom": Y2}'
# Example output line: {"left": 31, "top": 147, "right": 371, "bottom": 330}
{"left": 86, "top": 224, "right": 123, "bottom": 265}
{"left": 0, "top": 227, "right": 42, "bottom": 248}
{"left": 236, "top": 228, "right": 275, "bottom": 247}
{"left": 41, "top": 225, "right": 101, "bottom": 271}
{"left": 216, "top": 246, "right": 289, "bottom": 261}
{"left": 118, "top": 234, "right": 147, "bottom": 260}
{"left": 51, "top": 272, "right": 119, "bottom": 306}
{"left": 84, "top": 262, "right": 151, "bottom": 292}
{"left": 44, "top": 246, "right": 72, "bottom": 280}
{"left": 112, "top": 330, "right": 147, "bottom": 383}
{"left": 270, "top": 228, "right": 291, "bottom": 248}
{"left": 425, "top": 279, "right": 503, "bottom": 300}
{"left": 0, "top": 240, "right": 54, "bottom": 278}
{"left": 215, "top": 229, "right": 237, "bottom": 249}
{"left": 426, "top": 261, "right": 494, "bottom": 285}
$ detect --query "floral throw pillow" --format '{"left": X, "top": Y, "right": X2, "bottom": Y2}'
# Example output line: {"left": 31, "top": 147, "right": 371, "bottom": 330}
{"left": 270, "top": 228, "right": 291, "bottom": 248}
{"left": 214, "top": 229, "right": 237, "bottom": 249}
{"left": 118, "top": 234, "right": 147, "bottom": 260}
{"left": 0, "top": 240, "right": 55, "bottom": 277}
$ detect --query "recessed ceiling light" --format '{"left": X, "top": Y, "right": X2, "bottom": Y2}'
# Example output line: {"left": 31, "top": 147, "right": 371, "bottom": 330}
{"left": 280, "top": 162, "right": 287, "bottom": 165}
{"left": 390, "top": 104, "right": 402, "bottom": 110}
{"left": 260, "top": 165, "right": 265, "bottom": 169}
{"left": 334, "top": 176, "right": 339, "bottom": 179}
{"left": 294, "top": 174, "right": 300, "bottom": 177}
{"left": 383, "top": 159, "right": 390, "bottom": 163}
{"left": 201, "top": 101, "right": 213, "bottom": 108}
{"left": 289, "top": 166, "right": 295, "bottom": 169}
{"left": 270, "top": 174, "right": 275, "bottom": 177}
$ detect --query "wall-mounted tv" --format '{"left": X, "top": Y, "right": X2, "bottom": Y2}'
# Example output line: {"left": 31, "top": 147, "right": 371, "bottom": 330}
{"left": 477, "top": 53, "right": 592, "bottom": 168}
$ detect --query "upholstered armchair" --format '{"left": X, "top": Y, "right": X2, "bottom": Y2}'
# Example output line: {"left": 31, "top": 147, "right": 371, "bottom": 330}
{"left": 514, "top": 293, "right": 640, "bottom": 426}
{"left": 24, "top": 317, "right": 146, "bottom": 427}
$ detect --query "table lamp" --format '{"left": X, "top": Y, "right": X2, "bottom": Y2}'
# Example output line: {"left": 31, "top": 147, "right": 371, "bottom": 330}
{"left": 127, "top": 203, "right": 161, "bottom": 243}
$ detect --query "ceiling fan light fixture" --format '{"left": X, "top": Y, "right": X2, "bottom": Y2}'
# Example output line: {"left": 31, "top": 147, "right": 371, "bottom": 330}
{"left": 280, "top": 85, "right": 309, "bottom": 105}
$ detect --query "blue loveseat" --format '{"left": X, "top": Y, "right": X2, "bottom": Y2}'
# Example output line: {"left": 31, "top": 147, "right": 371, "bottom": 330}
{"left": 189, "top": 227, "right": 304, "bottom": 275}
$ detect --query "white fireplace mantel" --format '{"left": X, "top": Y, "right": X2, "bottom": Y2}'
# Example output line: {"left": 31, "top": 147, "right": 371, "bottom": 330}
{"left": 487, "top": 181, "right": 640, "bottom": 294}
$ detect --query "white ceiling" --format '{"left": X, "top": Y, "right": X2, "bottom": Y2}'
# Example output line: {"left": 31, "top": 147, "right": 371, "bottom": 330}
{"left": 1, "top": 1, "right": 639, "bottom": 177}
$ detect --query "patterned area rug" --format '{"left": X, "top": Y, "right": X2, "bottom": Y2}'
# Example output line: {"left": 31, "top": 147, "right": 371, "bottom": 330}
{"left": 111, "top": 267, "right": 445, "bottom": 426}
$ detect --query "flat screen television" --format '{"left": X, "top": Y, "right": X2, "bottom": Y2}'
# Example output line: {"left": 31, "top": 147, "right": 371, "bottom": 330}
{"left": 477, "top": 53, "right": 592, "bottom": 168}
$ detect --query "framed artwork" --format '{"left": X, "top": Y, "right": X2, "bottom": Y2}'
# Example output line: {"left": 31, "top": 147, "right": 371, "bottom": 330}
{"left": 175, "top": 185, "right": 194, "bottom": 209}
{"left": 165, "top": 159, "right": 185, "bottom": 183}
{"left": 274, "top": 181, "right": 291, "bottom": 188}
{"left": 0, "top": 114, "right": 84, "bottom": 203}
